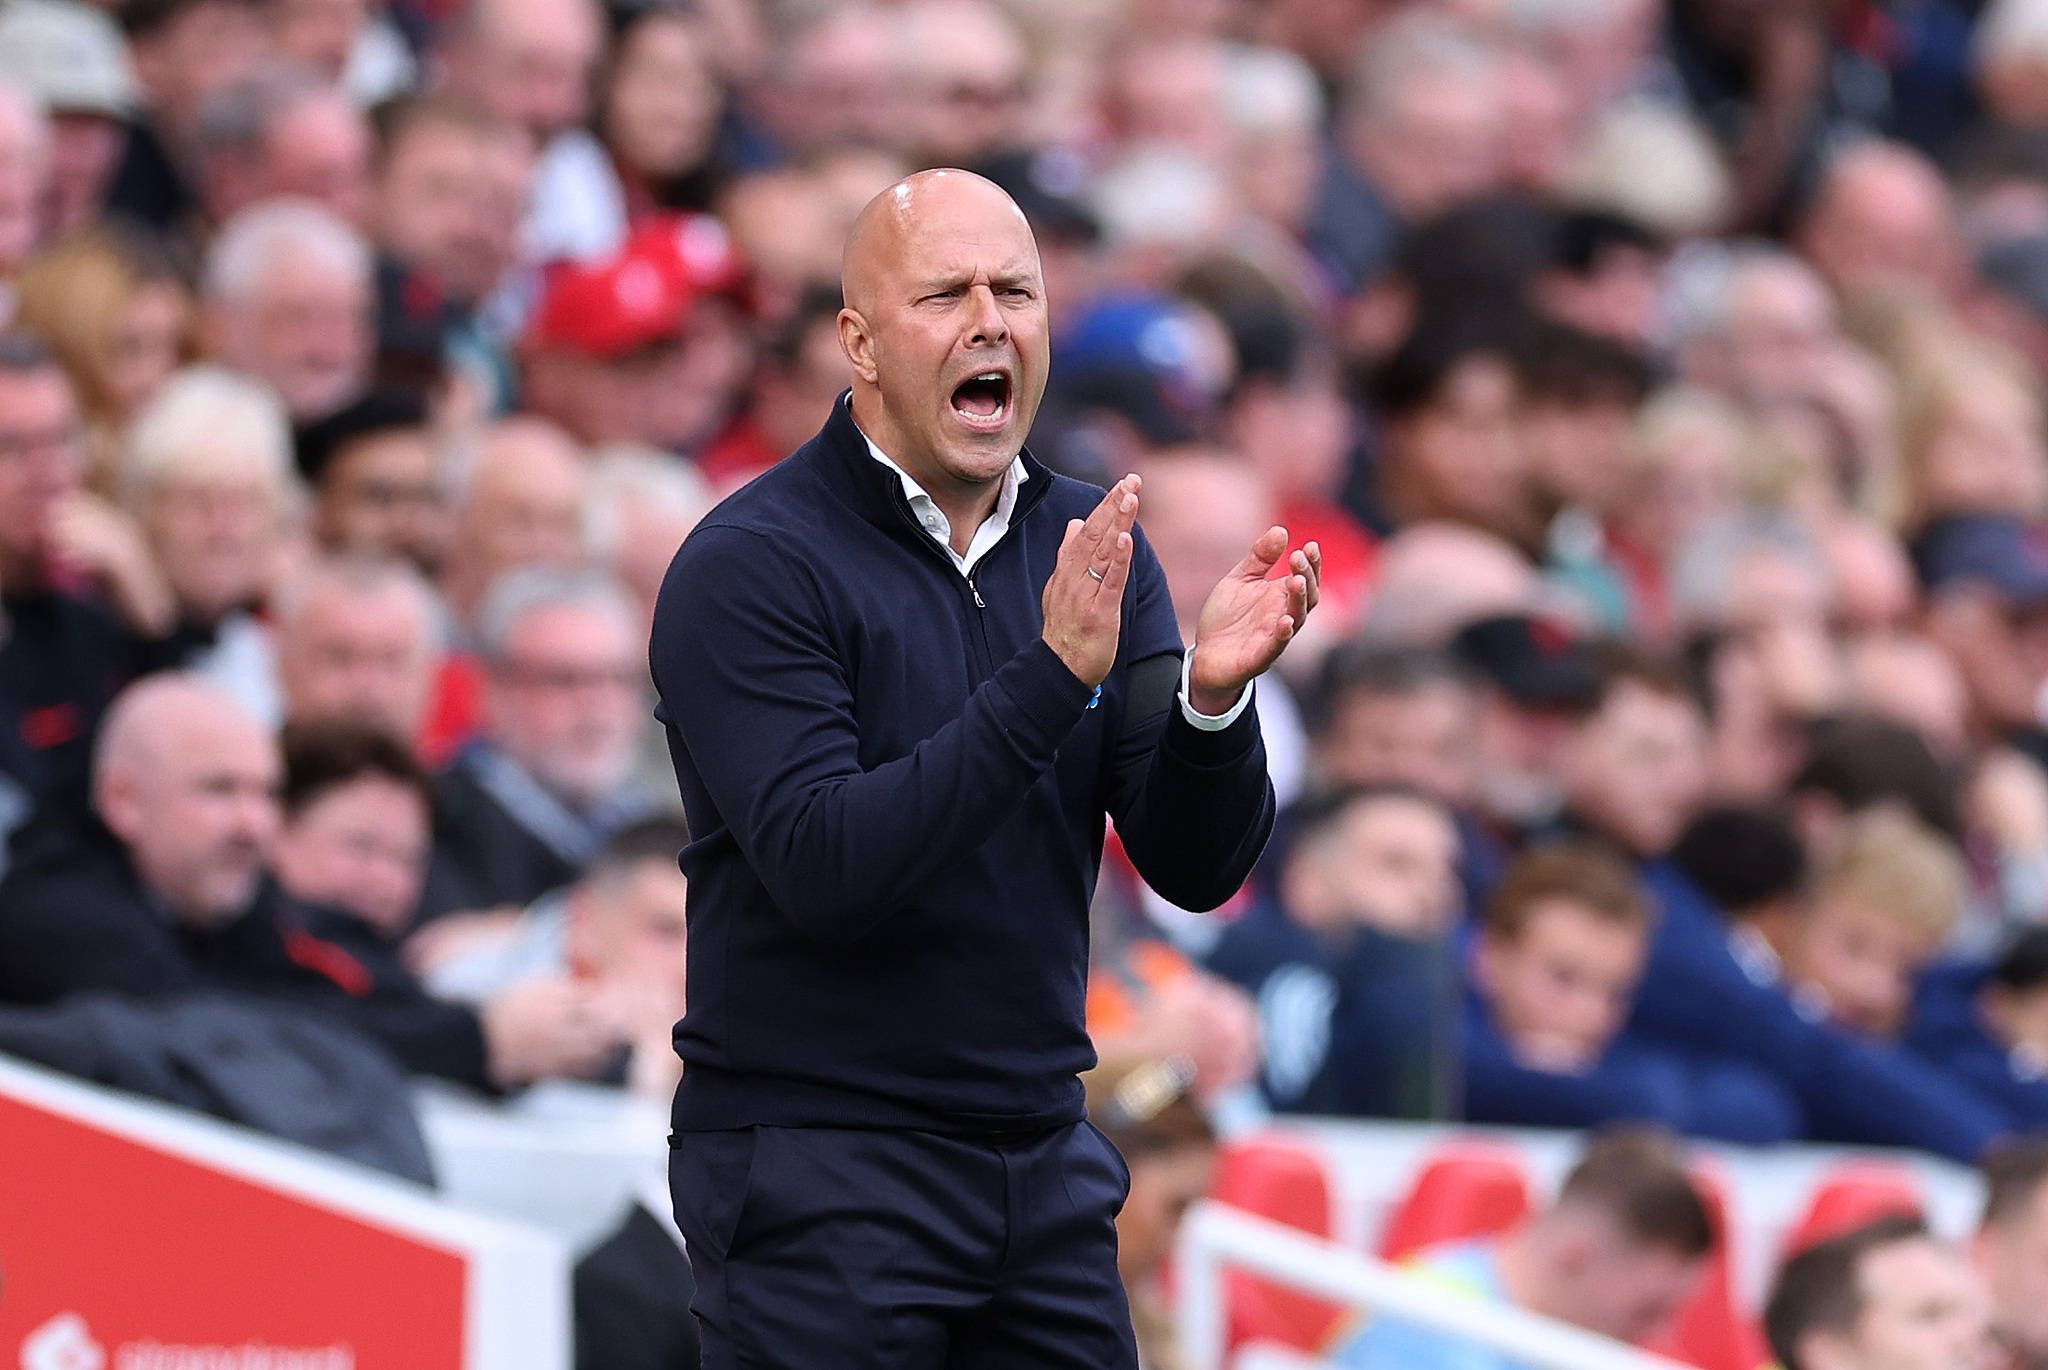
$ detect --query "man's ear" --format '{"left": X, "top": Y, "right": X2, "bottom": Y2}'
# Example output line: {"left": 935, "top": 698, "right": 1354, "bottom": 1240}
{"left": 96, "top": 768, "right": 141, "bottom": 848}
{"left": 838, "top": 308, "right": 879, "bottom": 386}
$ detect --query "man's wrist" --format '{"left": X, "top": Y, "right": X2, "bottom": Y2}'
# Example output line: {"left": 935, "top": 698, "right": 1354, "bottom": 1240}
{"left": 1180, "top": 648, "right": 1254, "bottom": 730}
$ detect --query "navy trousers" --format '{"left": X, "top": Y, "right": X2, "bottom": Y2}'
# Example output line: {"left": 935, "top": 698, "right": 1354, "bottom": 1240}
{"left": 669, "top": 1121, "right": 1140, "bottom": 1369}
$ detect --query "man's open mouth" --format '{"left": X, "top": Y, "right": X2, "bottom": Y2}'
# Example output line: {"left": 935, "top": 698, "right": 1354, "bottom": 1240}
{"left": 950, "top": 371, "right": 1012, "bottom": 427}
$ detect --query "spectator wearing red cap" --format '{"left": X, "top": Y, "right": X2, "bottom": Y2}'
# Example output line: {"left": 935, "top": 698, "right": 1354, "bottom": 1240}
{"left": 520, "top": 214, "right": 753, "bottom": 454}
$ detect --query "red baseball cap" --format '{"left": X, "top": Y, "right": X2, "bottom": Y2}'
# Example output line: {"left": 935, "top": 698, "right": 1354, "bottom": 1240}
{"left": 526, "top": 213, "right": 746, "bottom": 361}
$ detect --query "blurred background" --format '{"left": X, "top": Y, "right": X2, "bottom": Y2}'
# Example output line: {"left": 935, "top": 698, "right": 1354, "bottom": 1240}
{"left": 13, "top": 0, "right": 2048, "bottom": 1366}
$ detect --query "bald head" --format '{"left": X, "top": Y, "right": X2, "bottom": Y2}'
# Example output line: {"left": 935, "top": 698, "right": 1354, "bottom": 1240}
{"left": 1135, "top": 450, "right": 1275, "bottom": 638}
{"left": 444, "top": 417, "right": 587, "bottom": 620}
{"left": 838, "top": 170, "right": 1050, "bottom": 509}
{"left": 96, "top": 675, "right": 281, "bottom": 925}
{"left": 1798, "top": 141, "right": 1962, "bottom": 300}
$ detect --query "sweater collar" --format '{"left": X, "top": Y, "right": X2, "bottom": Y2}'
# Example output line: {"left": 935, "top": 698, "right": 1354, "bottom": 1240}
{"left": 812, "top": 389, "right": 1055, "bottom": 543}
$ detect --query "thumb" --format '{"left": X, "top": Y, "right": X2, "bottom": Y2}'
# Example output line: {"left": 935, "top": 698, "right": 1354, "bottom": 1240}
{"left": 1231, "top": 526, "right": 1290, "bottom": 581}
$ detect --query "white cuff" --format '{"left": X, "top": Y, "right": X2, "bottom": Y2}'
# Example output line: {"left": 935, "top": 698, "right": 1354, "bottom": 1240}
{"left": 1179, "top": 649, "right": 1254, "bottom": 731}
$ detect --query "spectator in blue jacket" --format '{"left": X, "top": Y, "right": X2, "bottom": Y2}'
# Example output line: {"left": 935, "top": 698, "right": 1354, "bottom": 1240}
{"left": 1465, "top": 841, "right": 1800, "bottom": 1143}
{"left": 1911, "top": 930, "right": 2048, "bottom": 1129}
{"left": 1558, "top": 662, "right": 2010, "bottom": 1160}
{"left": 1206, "top": 785, "right": 1462, "bottom": 1119}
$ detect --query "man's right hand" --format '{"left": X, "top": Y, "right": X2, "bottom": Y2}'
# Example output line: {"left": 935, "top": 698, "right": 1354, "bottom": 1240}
{"left": 481, "top": 977, "right": 624, "bottom": 1088}
{"left": 1041, "top": 474, "right": 1139, "bottom": 688}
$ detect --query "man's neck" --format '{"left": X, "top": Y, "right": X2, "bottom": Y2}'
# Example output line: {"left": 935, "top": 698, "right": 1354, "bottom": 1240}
{"left": 848, "top": 390, "right": 1003, "bottom": 555}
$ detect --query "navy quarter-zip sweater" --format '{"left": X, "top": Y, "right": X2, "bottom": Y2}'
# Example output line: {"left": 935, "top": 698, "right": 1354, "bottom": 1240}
{"left": 650, "top": 398, "right": 1275, "bottom": 1134}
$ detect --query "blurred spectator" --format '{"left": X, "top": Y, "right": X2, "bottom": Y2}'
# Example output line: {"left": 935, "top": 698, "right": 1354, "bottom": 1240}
{"left": 1358, "top": 522, "right": 1539, "bottom": 647}
{"left": 1764, "top": 1216, "right": 1994, "bottom": 1370}
{"left": 11, "top": 224, "right": 194, "bottom": 488}
{"left": 1133, "top": 448, "right": 1309, "bottom": 804}
{"left": 1917, "top": 513, "right": 2048, "bottom": 743}
{"left": 1205, "top": 786, "right": 1462, "bottom": 1119}
{"left": 105, "top": 0, "right": 271, "bottom": 234}
{"left": 296, "top": 386, "right": 448, "bottom": 574}
{"left": 268, "top": 0, "right": 415, "bottom": 103}
{"left": 742, "top": 4, "right": 901, "bottom": 164}
{"left": 1974, "top": 1137, "right": 2048, "bottom": 1369}
{"left": 191, "top": 63, "right": 373, "bottom": 228}
{"left": 0, "top": 80, "right": 50, "bottom": 305}
{"left": 1795, "top": 140, "right": 1967, "bottom": 305}
{"left": 367, "top": 94, "right": 526, "bottom": 393}
{"left": 582, "top": 445, "right": 712, "bottom": 633}
{"left": 416, "top": 567, "right": 658, "bottom": 922}
{"left": 1745, "top": 808, "right": 1966, "bottom": 1038}
{"left": 696, "top": 283, "right": 847, "bottom": 493}
{"left": 896, "top": 0, "right": 1028, "bottom": 170}
{"left": 520, "top": 214, "right": 752, "bottom": 453}
{"left": 423, "top": 815, "right": 689, "bottom": 1097}
{"left": 0, "top": 333, "right": 168, "bottom": 838}
{"left": 0, "top": 0, "right": 138, "bottom": 239}
{"left": 1086, "top": 1056, "right": 1216, "bottom": 1370}
{"left": 273, "top": 554, "right": 442, "bottom": 740}
{"left": 1914, "top": 931, "right": 2048, "bottom": 1131}
{"left": 573, "top": 1170, "right": 698, "bottom": 1370}
{"left": 1529, "top": 211, "right": 1667, "bottom": 353}
{"left": 271, "top": 717, "right": 430, "bottom": 936}
{"left": 1465, "top": 842, "right": 1800, "bottom": 1142}
{"left": 122, "top": 364, "right": 298, "bottom": 722}
{"left": 1311, "top": 16, "right": 1504, "bottom": 293}
{"left": 1333, "top": 1129, "right": 1713, "bottom": 1367}
{"left": 596, "top": 5, "right": 725, "bottom": 220}
{"left": 438, "top": 414, "right": 585, "bottom": 627}
{"left": 1896, "top": 334, "right": 2047, "bottom": 530}
{"left": 1367, "top": 307, "right": 1538, "bottom": 550}
{"left": 0, "top": 675, "right": 620, "bottom": 1088}
{"left": 202, "top": 196, "right": 374, "bottom": 423}
{"left": 1842, "top": 632, "right": 1972, "bottom": 759}
{"left": 436, "top": 0, "right": 609, "bottom": 261}
{"left": 1452, "top": 613, "right": 1603, "bottom": 838}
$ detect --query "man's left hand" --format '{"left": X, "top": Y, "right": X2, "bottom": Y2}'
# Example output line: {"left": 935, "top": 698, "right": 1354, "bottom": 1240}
{"left": 1187, "top": 530, "right": 1320, "bottom": 716}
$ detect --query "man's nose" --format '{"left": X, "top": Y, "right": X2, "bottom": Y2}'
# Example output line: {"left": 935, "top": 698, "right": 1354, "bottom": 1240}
{"left": 966, "top": 285, "right": 1008, "bottom": 346}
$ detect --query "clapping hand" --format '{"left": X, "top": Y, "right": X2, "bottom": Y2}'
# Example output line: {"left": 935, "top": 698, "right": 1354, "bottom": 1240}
{"left": 1186, "top": 529, "right": 1321, "bottom": 716}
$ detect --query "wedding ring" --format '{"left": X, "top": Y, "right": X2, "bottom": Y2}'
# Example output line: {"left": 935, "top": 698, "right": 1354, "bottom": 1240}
{"left": 1086, "top": 568, "right": 1105, "bottom": 582}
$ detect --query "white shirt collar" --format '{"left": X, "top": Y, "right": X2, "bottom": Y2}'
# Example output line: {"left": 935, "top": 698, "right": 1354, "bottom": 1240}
{"left": 849, "top": 399, "right": 1027, "bottom": 577}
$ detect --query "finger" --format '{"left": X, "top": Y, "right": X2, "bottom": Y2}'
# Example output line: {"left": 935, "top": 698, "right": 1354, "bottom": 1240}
{"left": 1097, "top": 528, "right": 1135, "bottom": 601}
{"left": 1301, "top": 542, "right": 1322, "bottom": 615}
{"left": 1080, "top": 476, "right": 1130, "bottom": 549}
{"left": 1230, "top": 526, "right": 1290, "bottom": 583}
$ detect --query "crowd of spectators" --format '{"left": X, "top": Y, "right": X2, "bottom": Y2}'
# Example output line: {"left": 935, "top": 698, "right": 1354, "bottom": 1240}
{"left": 18, "top": 0, "right": 2048, "bottom": 1360}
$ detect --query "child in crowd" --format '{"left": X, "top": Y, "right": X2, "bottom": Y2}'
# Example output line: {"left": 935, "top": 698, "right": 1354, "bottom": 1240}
{"left": 1464, "top": 842, "right": 1800, "bottom": 1143}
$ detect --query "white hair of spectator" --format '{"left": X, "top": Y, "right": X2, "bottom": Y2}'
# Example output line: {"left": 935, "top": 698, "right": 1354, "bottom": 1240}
{"left": 1343, "top": 15, "right": 1497, "bottom": 130}
{"left": 1668, "top": 509, "right": 1833, "bottom": 628}
{"left": 124, "top": 364, "right": 297, "bottom": 508}
{"left": 1662, "top": 239, "right": 1812, "bottom": 349}
{"left": 1978, "top": 0, "right": 2048, "bottom": 63}
{"left": 475, "top": 566, "right": 640, "bottom": 665}
{"left": 272, "top": 553, "right": 450, "bottom": 654}
{"left": 192, "top": 61, "right": 330, "bottom": 169}
{"left": 1092, "top": 146, "right": 1227, "bottom": 249}
{"left": 582, "top": 446, "right": 716, "bottom": 563}
{"left": 1564, "top": 96, "right": 1730, "bottom": 238}
{"left": 1224, "top": 45, "right": 1324, "bottom": 139}
{"left": 203, "top": 196, "right": 372, "bottom": 304}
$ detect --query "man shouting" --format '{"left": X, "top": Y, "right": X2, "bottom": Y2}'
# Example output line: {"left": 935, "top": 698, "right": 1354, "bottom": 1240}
{"left": 653, "top": 168, "right": 1320, "bottom": 1368}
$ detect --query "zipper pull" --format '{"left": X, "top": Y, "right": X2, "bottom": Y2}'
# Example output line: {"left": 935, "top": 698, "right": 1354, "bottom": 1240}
{"left": 970, "top": 578, "right": 986, "bottom": 610}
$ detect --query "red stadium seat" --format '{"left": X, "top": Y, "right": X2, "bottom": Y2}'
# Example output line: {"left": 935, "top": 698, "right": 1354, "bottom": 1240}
{"left": 1781, "top": 1162, "right": 1924, "bottom": 1259}
{"left": 1209, "top": 1136, "right": 1349, "bottom": 1354}
{"left": 1642, "top": 1166, "right": 1773, "bottom": 1370}
{"left": 1376, "top": 1143, "right": 1533, "bottom": 1262}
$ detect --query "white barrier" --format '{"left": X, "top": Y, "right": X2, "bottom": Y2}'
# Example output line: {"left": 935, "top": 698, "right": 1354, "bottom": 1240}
{"left": 1175, "top": 1201, "right": 1696, "bottom": 1370}
{"left": 0, "top": 1053, "right": 569, "bottom": 1370}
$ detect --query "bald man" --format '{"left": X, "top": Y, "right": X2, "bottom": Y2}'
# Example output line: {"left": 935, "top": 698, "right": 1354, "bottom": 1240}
{"left": 0, "top": 675, "right": 620, "bottom": 1089}
{"left": 652, "top": 170, "right": 1320, "bottom": 1367}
